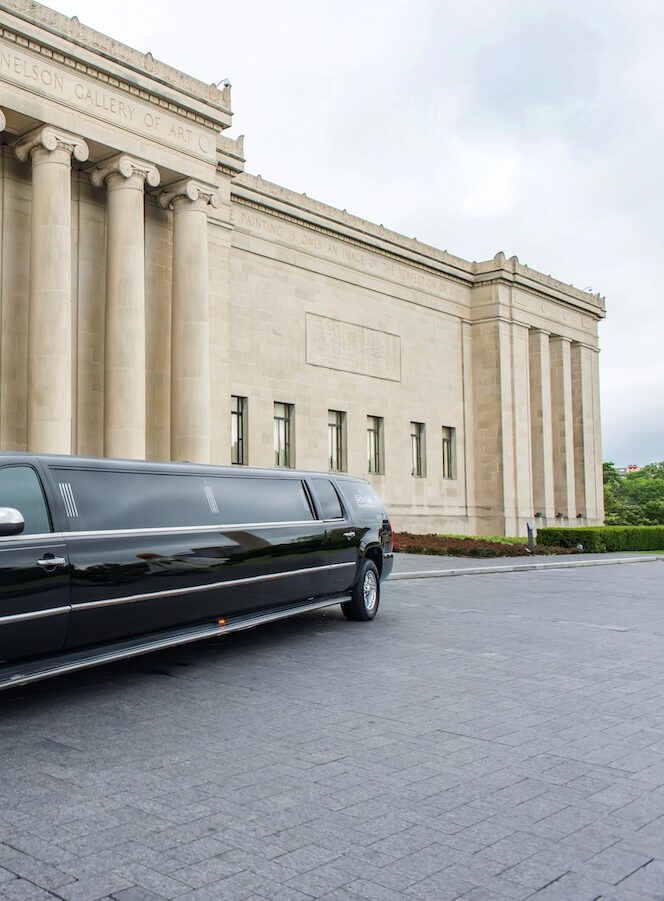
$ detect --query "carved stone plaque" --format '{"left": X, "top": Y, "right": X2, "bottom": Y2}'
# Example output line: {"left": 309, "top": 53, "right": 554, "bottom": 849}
{"left": 305, "top": 313, "right": 401, "bottom": 382}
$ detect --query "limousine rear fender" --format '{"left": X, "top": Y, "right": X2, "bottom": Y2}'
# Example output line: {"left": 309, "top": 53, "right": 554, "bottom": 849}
{"left": 362, "top": 545, "right": 384, "bottom": 579}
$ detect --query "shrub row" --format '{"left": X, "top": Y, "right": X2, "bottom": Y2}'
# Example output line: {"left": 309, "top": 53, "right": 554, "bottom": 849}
{"left": 393, "top": 533, "right": 579, "bottom": 558}
{"left": 537, "top": 525, "right": 664, "bottom": 552}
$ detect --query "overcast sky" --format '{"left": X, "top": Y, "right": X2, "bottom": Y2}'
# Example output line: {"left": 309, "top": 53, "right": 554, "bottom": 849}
{"left": 49, "top": 0, "right": 664, "bottom": 465}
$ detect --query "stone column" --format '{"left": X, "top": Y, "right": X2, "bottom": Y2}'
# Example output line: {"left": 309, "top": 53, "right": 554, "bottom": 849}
{"left": 571, "top": 342, "right": 602, "bottom": 522}
{"left": 91, "top": 155, "right": 159, "bottom": 460}
{"left": 550, "top": 335, "right": 576, "bottom": 521}
{"left": 16, "top": 126, "right": 89, "bottom": 454}
{"left": 160, "top": 179, "right": 220, "bottom": 464}
{"left": 509, "top": 322, "right": 534, "bottom": 533}
{"left": 591, "top": 348, "right": 604, "bottom": 523}
{"left": 529, "top": 329, "right": 555, "bottom": 521}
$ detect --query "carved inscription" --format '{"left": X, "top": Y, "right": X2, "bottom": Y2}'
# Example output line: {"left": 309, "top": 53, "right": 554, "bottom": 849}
{"left": 306, "top": 314, "right": 401, "bottom": 382}
{"left": 234, "top": 207, "right": 469, "bottom": 305}
{"left": 0, "top": 41, "right": 216, "bottom": 162}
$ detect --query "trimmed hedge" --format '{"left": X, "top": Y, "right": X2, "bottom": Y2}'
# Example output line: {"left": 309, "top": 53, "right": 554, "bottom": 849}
{"left": 537, "top": 526, "right": 664, "bottom": 552}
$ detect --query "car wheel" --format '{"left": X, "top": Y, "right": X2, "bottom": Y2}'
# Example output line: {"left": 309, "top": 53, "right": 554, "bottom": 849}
{"left": 342, "top": 559, "right": 380, "bottom": 621}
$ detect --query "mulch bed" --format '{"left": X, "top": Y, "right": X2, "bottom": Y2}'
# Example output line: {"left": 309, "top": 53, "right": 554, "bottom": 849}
{"left": 393, "top": 532, "right": 581, "bottom": 558}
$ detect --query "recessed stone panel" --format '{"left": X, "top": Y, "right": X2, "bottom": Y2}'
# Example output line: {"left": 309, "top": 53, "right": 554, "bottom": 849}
{"left": 305, "top": 313, "right": 401, "bottom": 382}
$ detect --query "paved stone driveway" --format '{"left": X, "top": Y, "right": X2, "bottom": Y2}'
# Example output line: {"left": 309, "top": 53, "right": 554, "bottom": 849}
{"left": 1, "top": 562, "right": 664, "bottom": 900}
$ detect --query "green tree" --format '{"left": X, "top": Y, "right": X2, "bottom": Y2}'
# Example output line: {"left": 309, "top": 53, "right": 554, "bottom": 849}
{"left": 604, "top": 461, "right": 664, "bottom": 525}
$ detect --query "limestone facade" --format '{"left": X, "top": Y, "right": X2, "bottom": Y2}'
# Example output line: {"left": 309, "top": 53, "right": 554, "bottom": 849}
{"left": 0, "top": 1, "right": 606, "bottom": 535}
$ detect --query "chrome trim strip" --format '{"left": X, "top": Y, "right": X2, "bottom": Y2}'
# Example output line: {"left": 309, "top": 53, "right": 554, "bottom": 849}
{"left": 204, "top": 486, "right": 219, "bottom": 514}
{"left": 0, "top": 534, "right": 64, "bottom": 547}
{"left": 58, "top": 482, "right": 79, "bottom": 518}
{"left": 0, "top": 595, "right": 351, "bottom": 691}
{"left": 0, "top": 606, "right": 70, "bottom": 626}
{"left": 0, "top": 520, "right": 323, "bottom": 544}
{"left": 58, "top": 483, "right": 70, "bottom": 517}
{"left": 68, "top": 484, "right": 79, "bottom": 517}
{"left": 72, "top": 562, "right": 356, "bottom": 612}
{"left": 61, "top": 483, "right": 72, "bottom": 517}
{"left": 63, "top": 520, "right": 320, "bottom": 539}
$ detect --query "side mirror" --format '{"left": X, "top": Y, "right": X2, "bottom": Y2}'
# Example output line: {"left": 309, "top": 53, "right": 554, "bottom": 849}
{"left": 0, "top": 508, "right": 25, "bottom": 537}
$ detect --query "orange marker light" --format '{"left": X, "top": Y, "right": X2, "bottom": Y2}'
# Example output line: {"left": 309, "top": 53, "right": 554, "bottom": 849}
{"left": 217, "top": 618, "right": 226, "bottom": 626}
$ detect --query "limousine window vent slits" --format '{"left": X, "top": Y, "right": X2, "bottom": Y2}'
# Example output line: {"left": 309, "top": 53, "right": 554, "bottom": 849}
{"left": 204, "top": 486, "right": 219, "bottom": 514}
{"left": 58, "top": 482, "right": 79, "bottom": 518}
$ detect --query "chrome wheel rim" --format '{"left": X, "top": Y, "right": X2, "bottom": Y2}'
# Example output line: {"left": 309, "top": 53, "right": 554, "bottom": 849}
{"left": 363, "top": 570, "right": 378, "bottom": 612}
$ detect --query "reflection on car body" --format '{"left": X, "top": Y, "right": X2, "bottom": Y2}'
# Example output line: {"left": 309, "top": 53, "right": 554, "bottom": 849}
{"left": 0, "top": 454, "right": 393, "bottom": 690}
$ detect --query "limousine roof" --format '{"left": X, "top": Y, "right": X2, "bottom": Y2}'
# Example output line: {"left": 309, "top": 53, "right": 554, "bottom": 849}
{"left": 0, "top": 452, "right": 367, "bottom": 483}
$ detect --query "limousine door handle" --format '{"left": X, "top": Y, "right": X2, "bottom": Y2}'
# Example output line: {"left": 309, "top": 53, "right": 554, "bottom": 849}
{"left": 37, "top": 555, "right": 67, "bottom": 570}
{"left": 343, "top": 531, "right": 356, "bottom": 540}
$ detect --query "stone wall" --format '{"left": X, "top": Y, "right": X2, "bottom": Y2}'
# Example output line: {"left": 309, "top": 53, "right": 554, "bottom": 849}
{"left": 0, "top": 0, "right": 606, "bottom": 536}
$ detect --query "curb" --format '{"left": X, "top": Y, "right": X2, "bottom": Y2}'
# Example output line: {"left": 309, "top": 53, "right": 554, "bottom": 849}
{"left": 388, "top": 556, "right": 664, "bottom": 581}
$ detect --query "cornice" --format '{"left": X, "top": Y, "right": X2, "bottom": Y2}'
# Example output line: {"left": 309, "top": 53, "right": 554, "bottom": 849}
{"left": 232, "top": 194, "right": 606, "bottom": 320}
{"left": 232, "top": 194, "right": 472, "bottom": 292}
{"left": 232, "top": 174, "right": 606, "bottom": 320}
{"left": 0, "top": 3, "right": 230, "bottom": 128}
{"left": 234, "top": 173, "right": 472, "bottom": 279}
{"left": 216, "top": 134, "right": 245, "bottom": 177}
{"left": 474, "top": 252, "right": 606, "bottom": 317}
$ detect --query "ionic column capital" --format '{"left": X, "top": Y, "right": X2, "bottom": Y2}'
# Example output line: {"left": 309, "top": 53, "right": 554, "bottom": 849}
{"left": 15, "top": 125, "right": 89, "bottom": 164}
{"left": 91, "top": 153, "right": 160, "bottom": 189}
{"left": 159, "top": 178, "right": 221, "bottom": 212}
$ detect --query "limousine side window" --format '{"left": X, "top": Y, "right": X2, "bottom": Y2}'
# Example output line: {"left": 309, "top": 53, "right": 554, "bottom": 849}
{"left": 208, "top": 476, "right": 314, "bottom": 524}
{"left": 311, "top": 478, "right": 344, "bottom": 521}
{"left": 338, "top": 482, "right": 385, "bottom": 521}
{"left": 0, "top": 466, "right": 51, "bottom": 535}
{"left": 53, "top": 469, "right": 218, "bottom": 531}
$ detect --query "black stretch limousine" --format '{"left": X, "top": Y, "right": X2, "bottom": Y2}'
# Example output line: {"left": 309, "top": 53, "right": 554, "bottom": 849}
{"left": 0, "top": 454, "right": 393, "bottom": 690}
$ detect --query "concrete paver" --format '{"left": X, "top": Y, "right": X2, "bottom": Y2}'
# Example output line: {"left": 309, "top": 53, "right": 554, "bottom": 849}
{"left": 0, "top": 564, "right": 663, "bottom": 899}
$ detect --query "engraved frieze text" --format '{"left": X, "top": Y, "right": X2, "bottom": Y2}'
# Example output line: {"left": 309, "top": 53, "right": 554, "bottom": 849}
{"left": 0, "top": 41, "right": 216, "bottom": 161}
{"left": 234, "top": 207, "right": 468, "bottom": 305}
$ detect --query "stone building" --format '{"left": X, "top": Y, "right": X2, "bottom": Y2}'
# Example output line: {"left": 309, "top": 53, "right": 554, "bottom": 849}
{"left": 0, "top": 0, "right": 605, "bottom": 535}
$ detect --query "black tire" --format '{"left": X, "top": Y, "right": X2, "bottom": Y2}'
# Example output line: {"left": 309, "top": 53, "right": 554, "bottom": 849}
{"left": 342, "top": 559, "right": 380, "bottom": 621}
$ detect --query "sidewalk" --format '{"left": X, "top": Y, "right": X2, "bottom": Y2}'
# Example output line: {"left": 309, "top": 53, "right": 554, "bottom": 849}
{"left": 389, "top": 550, "right": 664, "bottom": 580}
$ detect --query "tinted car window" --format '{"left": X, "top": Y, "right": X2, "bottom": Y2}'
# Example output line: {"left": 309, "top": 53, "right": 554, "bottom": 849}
{"left": 311, "top": 479, "right": 343, "bottom": 520}
{"left": 55, "top": 469, "right": 217, "bottom": 531}
{"left": 0, "top": 466, "right": 51, "bottom": 535}
{"left": 339, "top": 482, "right": 385, "bottom": 521}
{"left": 209, "top": 476, "right": 313, "bottom": 524}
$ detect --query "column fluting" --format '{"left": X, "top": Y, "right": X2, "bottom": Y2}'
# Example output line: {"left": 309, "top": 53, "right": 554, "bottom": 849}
{"left": 160, "top": 179, "right": 220, "bottom": 464}
{"left": 16, "top": 126, "right": 89, "bottom": 454}
{"left": 550, "top": 335, "right": 577, "bottom": 521}
{"left": 528, "top": 329, "right": 555, "bottom": 522}
{"left": 92, "top": 154, "right": 159, "bottom": 460}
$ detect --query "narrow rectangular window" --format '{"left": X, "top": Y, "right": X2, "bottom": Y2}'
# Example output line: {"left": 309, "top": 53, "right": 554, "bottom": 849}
{"left": 442, "top": 426, "right": 456, "bottom": 479}
{"left": 231, "top": 395, "right": 247, "bottom": 465}
{"left": 367, "top": 415, "right": 384, "bottom": 474}
{"left": 274, "top": 402, "right": 294, "bottom": 468}
{"left": 328, "top": 410, "right": 346, "bottom": 472}
{"left": 411, "top": 422, "right": 426, "bottom": 477}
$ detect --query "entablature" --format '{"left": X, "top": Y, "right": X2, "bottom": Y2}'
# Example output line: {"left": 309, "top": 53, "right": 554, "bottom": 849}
{"left": 0, "top": 0, "right": 231, "bottom": 128}
{"left": 232, "top": 174, "right": 606, "bottom": 322}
